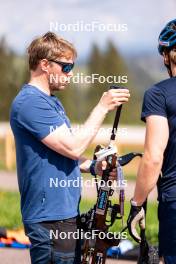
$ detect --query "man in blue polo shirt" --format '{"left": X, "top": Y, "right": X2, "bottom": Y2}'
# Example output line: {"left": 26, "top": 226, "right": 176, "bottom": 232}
{"left": 10, "top": 32, "right": 130, "bottom": 264}
{"left": 127, "top": 20, "right": 176, "bottom": 263}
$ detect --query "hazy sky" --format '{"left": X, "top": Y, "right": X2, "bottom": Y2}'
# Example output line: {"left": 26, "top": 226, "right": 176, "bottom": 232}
{"left": 0, "top": 0, "right": 176, "bottom": 59}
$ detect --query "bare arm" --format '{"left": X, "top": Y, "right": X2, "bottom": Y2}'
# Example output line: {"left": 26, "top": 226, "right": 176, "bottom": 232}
{"left": 41, "top": 89, "right": 130, "bottom": 160}
{"left": 133, "top": 115, "right": 169, "bottom": 205}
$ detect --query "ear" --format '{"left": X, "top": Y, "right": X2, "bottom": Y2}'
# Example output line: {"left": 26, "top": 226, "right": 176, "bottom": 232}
{"left": 40, "top": 59, "right": 50, "bottom": 73}
{"left": 163, "top": 52, "right": 169, "bottom": 66}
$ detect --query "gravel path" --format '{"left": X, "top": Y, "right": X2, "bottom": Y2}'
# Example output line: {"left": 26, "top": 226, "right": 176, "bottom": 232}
{"left": 0, "top": 171, "right": 157, "bottom": 201}
{"left": 0, "top": 248, "right": 135, "bottom": 264}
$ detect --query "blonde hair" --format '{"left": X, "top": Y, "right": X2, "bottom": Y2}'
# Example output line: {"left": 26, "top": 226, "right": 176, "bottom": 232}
{"left": 27, "top": 32, "right": 77, "bottom": 70}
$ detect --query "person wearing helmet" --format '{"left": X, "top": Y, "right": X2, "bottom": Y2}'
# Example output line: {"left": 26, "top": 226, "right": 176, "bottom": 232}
{"left": 127, "top": 19, "right": 176, "bottom": 263}
{"left": 158, "top": 20, "right": 176, "bottom": 77}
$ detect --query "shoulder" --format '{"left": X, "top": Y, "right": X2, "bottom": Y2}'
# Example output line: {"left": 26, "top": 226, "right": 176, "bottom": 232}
{"left": 10, "top": 86, "right": 56, "bottom": 124}
{"left": 154, "top": 77, "right": 176, "bottom": 95}
{"left": 155, "top": 77, "right": 176, "bottom": 88}
{"left": 143, "top": 85, "right": 164, "bottom": 104}
{"left": 144, "top": 77, "right": 176, "bottom": 101}
{"left": 13, "top": 85, "right": 55, "bottom": 112}
{"left": 145, "top": 83, "right": 164, "bottom": 95}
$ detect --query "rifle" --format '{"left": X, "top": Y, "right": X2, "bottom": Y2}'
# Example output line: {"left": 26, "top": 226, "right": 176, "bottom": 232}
{"left": 80, "top": 85, "right": 142, "bottom": 264}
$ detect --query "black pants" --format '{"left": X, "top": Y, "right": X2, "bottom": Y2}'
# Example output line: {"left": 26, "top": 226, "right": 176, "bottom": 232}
{"left": 24, "top": 217, "right": 81, "bottom": 264}
{"left": 158, "top": 200, "right": 176, "bottom": 263}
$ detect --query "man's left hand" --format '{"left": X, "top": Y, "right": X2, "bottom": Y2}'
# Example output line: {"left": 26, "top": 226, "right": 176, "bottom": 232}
{"left": 95, "top": 160, "right": 117, "bottom": 180}
{"left": 127, "top": 202, "right": 145, "bottom": 243}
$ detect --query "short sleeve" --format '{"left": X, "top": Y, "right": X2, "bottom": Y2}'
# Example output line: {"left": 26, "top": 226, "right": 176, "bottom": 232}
{"left": 141, "top": 85, "right": 167, "bottom": 122}
{"left": 18, "top": 96, "right": 65, "bottom": 140}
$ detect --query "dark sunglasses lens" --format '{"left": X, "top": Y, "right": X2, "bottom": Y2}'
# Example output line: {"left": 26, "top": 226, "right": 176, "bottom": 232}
{"left": 62, "top": 64, "right": 74, "bottom": 73}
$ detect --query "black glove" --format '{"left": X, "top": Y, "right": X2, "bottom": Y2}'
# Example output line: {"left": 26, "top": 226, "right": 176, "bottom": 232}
{"left": 127, "top": 201, "right": 145, "bottom": 243}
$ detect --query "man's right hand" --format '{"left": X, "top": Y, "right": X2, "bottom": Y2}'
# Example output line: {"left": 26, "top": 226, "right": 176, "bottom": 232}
{"left": 99, "top": 88, "right": 130, "bottom": 112}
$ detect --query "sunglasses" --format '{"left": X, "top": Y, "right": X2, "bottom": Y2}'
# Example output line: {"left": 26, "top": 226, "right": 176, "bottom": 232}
{"left": 49, "top": 60, "right": 74, "bottom": 73}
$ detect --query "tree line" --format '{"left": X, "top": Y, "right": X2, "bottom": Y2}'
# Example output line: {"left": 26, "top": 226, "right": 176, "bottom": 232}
{"left": 0, "top": 37, "right": 143, "bottom": 124}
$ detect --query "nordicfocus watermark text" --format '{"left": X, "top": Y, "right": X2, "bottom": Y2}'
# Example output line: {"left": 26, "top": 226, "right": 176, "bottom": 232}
{"left": 49, "top": 73, "right": 128, "bottom": 85}
{"left": 49, "top": 176, "right": 127, "bottom": 189}
{"left": 50, "top": 229, "right": 127, "bottom": 240}
{"left": 50, "top": 21, "right": 128, "bottom": 32}
{"left": 49, "top": 125, "right": 128, "bottom": 138}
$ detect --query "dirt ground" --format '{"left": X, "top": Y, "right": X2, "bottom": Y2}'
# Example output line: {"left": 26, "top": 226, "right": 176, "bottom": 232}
{"left": 0, "top": 171, "right": 157, "bottom": 201}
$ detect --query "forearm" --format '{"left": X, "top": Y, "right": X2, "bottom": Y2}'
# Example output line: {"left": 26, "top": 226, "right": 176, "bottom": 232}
{"left": 72, "top": 103, "right": 108, "bottom": 157}
{"left": 133, "top": 153, "right": 163, "bottom": 205}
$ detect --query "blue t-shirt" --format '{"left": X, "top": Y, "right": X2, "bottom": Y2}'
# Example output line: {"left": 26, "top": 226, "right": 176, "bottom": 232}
{"left": 10, "top": 84, "right": 81, "bottom": 224}
{"left": 141, "top": 77, "right": 176, "bottom": 202}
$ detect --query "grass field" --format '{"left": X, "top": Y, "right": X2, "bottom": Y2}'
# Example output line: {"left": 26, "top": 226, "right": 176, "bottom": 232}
{"left": 0, "top": 191, "right": 22, "bottom": 229}
{"left": 0, "top": 190, "right": 158, "bottom": 245}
